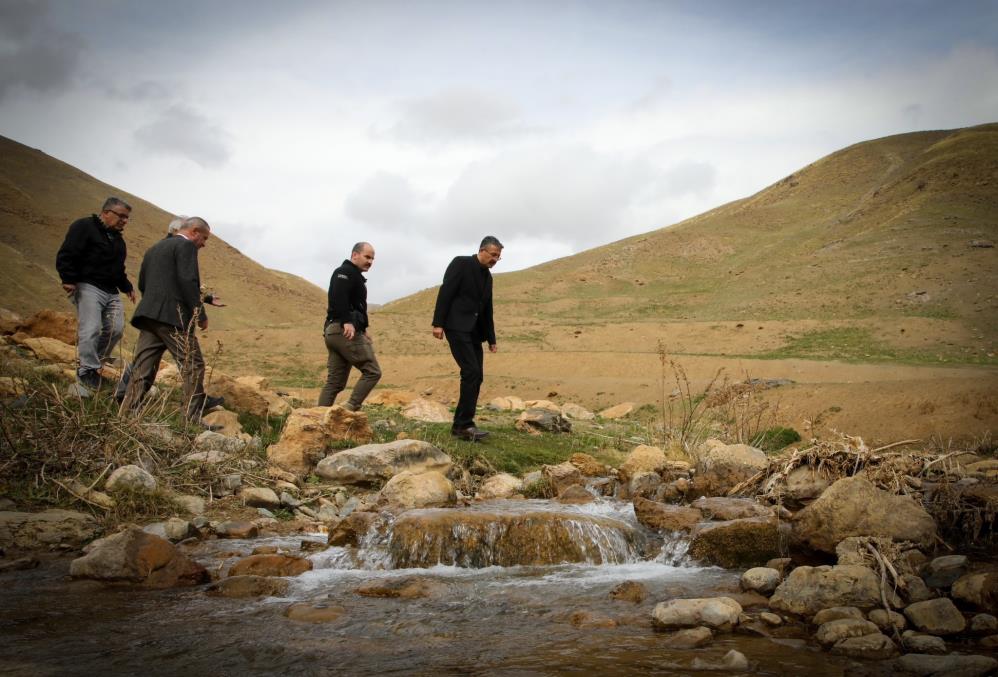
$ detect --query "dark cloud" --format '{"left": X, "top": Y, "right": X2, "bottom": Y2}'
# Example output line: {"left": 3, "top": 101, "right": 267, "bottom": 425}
{"left": 133, "top": 105, "right": 233, "bottom": 169}
{"left": 105, "top": 80, "right": 172, "bottom": 102}
{"left": 0, "top": 1, "right": 85, "bottom": 101}
{"left": 391, "top": 87, "right": 527, "bottom": 143}
{"left": 345, "top": 171, "right": 421, "bottom": 228}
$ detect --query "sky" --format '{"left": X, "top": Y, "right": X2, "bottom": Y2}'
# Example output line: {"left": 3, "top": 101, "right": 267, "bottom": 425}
{"left": 2, "top": 0, "right": 997, "bottom": 303}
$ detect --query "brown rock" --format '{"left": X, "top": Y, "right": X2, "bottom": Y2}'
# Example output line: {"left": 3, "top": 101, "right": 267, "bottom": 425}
{"left": 690, "top": 497, "right": 773, "bottom": 521}
{"left": 952, "top": 572, "right": 998, "bottom": 611}
{"left": 207, "top": 575, "right": 290, "bottom": 598}
{"left": 569, "top": 610, "right": 617, "bottom": 628}
{"left": 15, "top": 309, "right": 76, "bottom": 345}
{"left": 227, "top": 554, "right": 313, "bottom": 578}
{"left": 769, "top": 565, "right": 901, "bottom": 617}
{"left": 557, "top": 484, "right": 594, "bottom": 504}
{"left": 14, "top": 336, "right": 77, "bottom": 364}
{"left": 599, "top": 402, "right": 634, "bottom": 419}
{"left": 692, "top": 439, "right": 768, "bottom": 497}
{"left": 366, "top": 389, "right": 419, "bottom": 408}
{"left": 633, "top": 497, "right": 702, "bottom": 532}
{"left": 543, "top": 462, "right": 583, "bottom": 495}
{"left": 0, "top": 509, "right": 98, "bottom": 549}
{"left": 69, "top": 527, "right": 208, "bottom": 588}
{"left": 688, "top": 517, "right": 779, "bottom": 568}
{"left": 379, "top": 470, "right": 456, "bottom": 510}
{"left": 569, "top": 453, "right": 606, "bottom": 477}
{"left": 659, "top": 626, "right": 714, "bottom": 648}
{"left": 401, "top": 398, "right": 451, "bottom": 422}
{"left": 267, "top": 406, "right": 373, "bottom": 474}
{"left": 284, "top": 602, "right": 345, "bottom": 623}
{"left": 620, "top": 444, "right": 667, "bottom": 481}
{"left": 205, "top": 372, "right": 269, "bottom": 418}
{"left": 215, "top": 520, "right": 259, "bottom": 539}
{"left": 202, "top": 409, "right": 244, "bottom": 437}
{"left": 356, "top": 577, "right": 441, "bottom": 599}
{"left": 327, "top": 511, "right": 379, "bottom": 547}
{"left": 610, "top": 580, "right": 648, "bottom": 603}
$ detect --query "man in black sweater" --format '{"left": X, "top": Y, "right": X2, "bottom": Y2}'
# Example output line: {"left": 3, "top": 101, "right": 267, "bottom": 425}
{"left": 318, "top": 242, "right": 382, "bottom": 411}
{"left": 432, "top": 236, "right": 503, "bottom": 441}
{"left": 55, "top": 197, "right": 136, "bottom": 390}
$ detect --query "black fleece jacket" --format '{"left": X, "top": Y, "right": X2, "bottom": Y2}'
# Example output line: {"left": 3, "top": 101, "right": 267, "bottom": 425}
{"left": 324, "top": 259, "right": 369, "bottom": 333}
{"left": 55, "top": 215, "right": 133, "bottom": 295}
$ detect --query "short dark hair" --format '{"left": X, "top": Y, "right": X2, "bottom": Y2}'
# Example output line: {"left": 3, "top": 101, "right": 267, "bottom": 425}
{"left": 479, "top": 235, "right": 503, "bottom": 251}
{"left": 352, "top": 242, "right": 372, "bottom": 254}
{"left": 101, "top": 197, "right": 131, "bottom": 212}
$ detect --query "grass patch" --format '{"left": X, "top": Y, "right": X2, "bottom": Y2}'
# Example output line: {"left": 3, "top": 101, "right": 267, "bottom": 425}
{"left": 756, "top": 327, "right": 997, "bottom": 365}
{"left": 751, "top": 426, "right": 802, "bottom": 452}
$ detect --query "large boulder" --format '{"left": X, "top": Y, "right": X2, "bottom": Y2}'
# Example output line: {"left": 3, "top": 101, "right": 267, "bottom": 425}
{"left": 315, "top": 439, "right": 451, "bottom": 484}
{"left": 688, "top": 517, "right": 779, "bottom": 568}
{"left": 542, "top": 462, "right": 583, "bottom": 495}
{"left": 693, "top": 440, "right": 768, "bottom": 496}
{"left": 632, "top": 497, "right": 702, "bottom": 533}
{"left": 227, "top": 553, "right": 312, "bottom": 577}
{"left": 0, "top": 509, "right": 98, "bottom": 549}
{"left": 478, "top": 473, "right": 524, "bottom": 499}
{"left": 769, "top": 565, "right": 902, "bottom": 617}
{"left": 69, "top": 527, "right": 208, "bottom": 587}
{"left": 651, "top": 597, "right": 742, "bottom": 631}
{"left": 267, "top": 406, "right": 373, "bottom": 474}
{"left": 569, "top": 453, "right": 607, "bottom": 477}
{"left": 619, "top": 445, "right": 668, "bottom": 481}
{"left": 904, "top": 598, "right": 966, "bottom": 636}
{"left": 951, "top": 572, "right": 998, "bottom": 611}
{"left": 780, "top": 465, "right": 833, "bottom": 507}
{"left": 379, "top": 470, "right": 456, "bottom": 510}
{"left": 234, "top": 375, "right": 292, "bottom": 416}
{"left": 205, "top": 372, "right": 269, "bottom": 418}
{"left": 792, "top": 476, "right": 937, "bottom": 553}
{"left": 401, "top": 398, "right": 451, "bottom": 422}
{"left": 14, "top": 309, "right": 77, "bottom": 345}
{"left": 14, "top": 336, "right": 77, "bottom": 364}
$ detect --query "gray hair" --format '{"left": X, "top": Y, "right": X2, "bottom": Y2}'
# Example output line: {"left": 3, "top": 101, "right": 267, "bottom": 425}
{"left": 180, "top": 216, "right": 210, "bottom": 234}
{"left": 167, "top": 215, "right": 187, "bottom": 235}
{"left": 479, "top": 235, "right": 503, "bottom": 251}
{"left": 352, "top": 241, "right": 372, "bottom": 254}
{"left": 101, "top": 197, "right": 131, "bottom": 212}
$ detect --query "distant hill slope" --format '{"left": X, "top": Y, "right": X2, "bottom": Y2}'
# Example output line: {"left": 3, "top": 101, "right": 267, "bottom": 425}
{"left": 0, "top": 135, "right": 326, "bottom": 376}
{"left": 377, "top": 124, "right": 998, "bottom": 365}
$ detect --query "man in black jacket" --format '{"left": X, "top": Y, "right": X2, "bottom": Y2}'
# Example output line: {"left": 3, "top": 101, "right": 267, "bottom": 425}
{"left": 55, "top": 197, "right": 136, "bottom": 390}
{"left": 318, "top": 242, "right": 381, "bottom": 411}
{"left": 120, "top": 217, "right": 219, "bottom": 421}
{"left": 432, "top": 236, "right": 503, "bottom": 441}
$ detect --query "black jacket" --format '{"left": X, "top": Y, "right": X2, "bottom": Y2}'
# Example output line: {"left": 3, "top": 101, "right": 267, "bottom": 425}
{"left": 55, "top": 215, "right": 133, "bottom": 295}
{"left": 131, "top": 235, "right": 204, "bottom": 331}
{"left": 325, "top": 260, "right": 369, "bottom": 333}
{"left": 432, "top": 255, "right": 495, "bottom": 344}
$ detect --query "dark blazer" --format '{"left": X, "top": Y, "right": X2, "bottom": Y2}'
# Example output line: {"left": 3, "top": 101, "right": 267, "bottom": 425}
{"left": 131, "top": 235, "right": 204, "bottom": 331}
{"left": 432, "top": 255, "right": 495, "bottom": 344}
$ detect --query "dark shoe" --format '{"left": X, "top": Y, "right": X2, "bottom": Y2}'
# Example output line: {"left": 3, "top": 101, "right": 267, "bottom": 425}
{"left": 203, "top": 395, "right": 225, "bottom": 412}
{"left": 451, "top": 426, "right": 490, "bottom": 442}
{"left": 78, "top": 371, "right": 103, "bottom": 391}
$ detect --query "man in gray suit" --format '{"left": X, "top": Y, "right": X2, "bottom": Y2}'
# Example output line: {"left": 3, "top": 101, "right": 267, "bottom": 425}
{"left": 120, "top": 217, "right": 221, "bottom": 422}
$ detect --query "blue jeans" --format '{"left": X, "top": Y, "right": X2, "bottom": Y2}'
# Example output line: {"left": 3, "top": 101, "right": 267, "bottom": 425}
{"left": 73, "top": 283, "right": 124, "bottom": 377}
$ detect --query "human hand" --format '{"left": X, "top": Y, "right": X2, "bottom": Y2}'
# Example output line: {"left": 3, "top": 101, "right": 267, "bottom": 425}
{"left": 432, "top": 327, "right": 444, "bottom": 340}
{"left": 343, "top": 323, "right": 356, "bottom": 340}
{"left": 198, "top": 316, "right": 208, "bottom": 330}
{"left": 489, "top": 343, "right": 498, "bottom": 353}
{"left": 208, "top": 294, "right": 226, "bottom": 307}
{"left": 126, "top": 290, "right": 136, "bottom": 303}
{"left": 62, "top": 283, "right": 76, "bottom": 296}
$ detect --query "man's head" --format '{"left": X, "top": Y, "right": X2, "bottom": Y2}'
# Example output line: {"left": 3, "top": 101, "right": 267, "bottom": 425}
{"left": 99, "top": 197, "right": 132, "bottom": 231}
{"left": 167, "top": 215, "right": 187, "bottom": 237}
{"left": 351, "top": 242, "right": 375, "bottom": 272}
{"left": 476, "top": 236, "right": 503, "bottom": 269}
{"left": 178, "top": 217, "right": 211, "bottom": 249}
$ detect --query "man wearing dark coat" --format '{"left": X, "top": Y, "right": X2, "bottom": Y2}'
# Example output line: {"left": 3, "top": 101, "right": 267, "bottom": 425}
{"left": 119, "top": 217, "right": 220, "bottom": 422}
{"left": 55, "top": 196, "right": 136, "bottom": 390}
{"left": 432, "top": 236, "right": 503, "bottom": 441}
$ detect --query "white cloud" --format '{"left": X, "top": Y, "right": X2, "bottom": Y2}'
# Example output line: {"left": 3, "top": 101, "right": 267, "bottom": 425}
{"left": 390, "top": 87, "right": 528, "bottom": 143}
{"left": 133, "top": 105, "right": 233, "bottom": 169}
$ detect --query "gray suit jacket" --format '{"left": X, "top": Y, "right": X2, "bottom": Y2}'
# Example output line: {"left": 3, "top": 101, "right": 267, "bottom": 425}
{"left": 131, "top": 235, "right": 205, "bottom": 331}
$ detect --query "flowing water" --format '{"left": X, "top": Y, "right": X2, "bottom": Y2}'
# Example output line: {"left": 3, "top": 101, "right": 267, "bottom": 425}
{"left": 0, "top": 498, "right": 860, "bottom": 676}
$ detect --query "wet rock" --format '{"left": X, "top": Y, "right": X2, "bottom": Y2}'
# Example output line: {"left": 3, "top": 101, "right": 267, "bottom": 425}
{"left": 609, "top": 580, "right": 647, "bottom": 603}
{"left": 740, "top": 567, "right": 781, "bottom": 595}
{"left": 632, "top": 497, "right": 702, "bottom": 533}
{"left": 542, "top": 462, "right": 583, "bottom": 495}
{"left": 0, "top": 556, "right": 40, "bottom": 573}
{"left": 816, "top": 618, "right": 880, "bottom": 646}
{"left": 268, "top": 406, "right": 373, "bottom": 474}
{"left": 691, "top": 649, "right": 748, "bottom": 671}
{"left": 901, "top": 631, "right": 947, "bottom": 654}
{"left": 981, "top": 635, "right": 998, "bottom": 648}
{"left": 477, "top": 473, "right": 523, "bottom": 499}
{"left": 561, "top": 402, "right": 595, "bottom": 420}
{"left": 515, "top": 408, "right": 571, "bottom": 433}
{"left": 892, "top": 654, "right": 997, "bottom": 676}
{"left": 651, "top": 597, "right": 742, "bottom": 631}
{"left": 315, "top": 439, "right": 451, "bottom": 485}
{"left": 569, "top": 453, "right": 606, "bottom": 476}
{"left": 284, "top": 602, "right": 345, "bottom": 623}
{"left": 971, "top": 613, "right": 998, "bottom": 633}
{"left": 903, "top": 598, "right": 966, "bottom": 635}
{"left": 0, "top": 509, "right": 98, "bottom": 549}
{"left": 401, "top": 398, "right": 451, "bottom": 422}
{"left": 628, "top": 471, "right": 662, "bottom": 499}
{"left": 619, "top": 444, "right": 667, "bottom": 481}
{"left": 792, "top": 476, "right": 936, "bottom": 554}
{"left": 69, "top": 527, "right": 208, "bottom": 587}
{"left": 951, "top": 571, "right": 998, "bottom": 611}
{"left": 831, "top": 632, "right": 897, "bottom": 660}
{"left": 356, "top": 576, "right": 441, "bottom": 599}
{"left": 241, "top": 487, "right": 281, "bottom": 509}
{"left": 868, "top": 608, "right": 907, "bottom": 632}
{"left": 557, "top": 484, "right": 594, "bottom": 504}
{"left": 901, "top": 574, "right": 936, "bottom": 603}
{"left": 659, "top": 626, "right": 713, "bottom": 648}
{"left": 766, "top": 557, "right": 793, "bottom": 577}
{"left": 228, "top": 553, "right": 312, "bottom": 577}
{"left": 215, "top": 520, "right": 258, "bottom": 539}
{"left": 388, "top": 509, "right": 642, "bottom": 568}
{"left": 770, "top": 565, "right": 900, "bottom": 617}
{"left": 143, "top": 518, "right": 194, "bottom": 542}
{"left": 921, "top": 555, "right": 968, "bottom": 588}
{"left": 380, "top": 470, "right": 456, "bottom": 510}
{"left": 692, "top": 439, "right": 768, "bottom": 497}
{"left": 327, "top": 511, "right": 379, "bottom": 547}
{"left": 105, "top": 465, "right": 157, "bottom": 493}
{"left": 569, "top": 610, "right": 617, "bottom": 629}
{"left": 599, "top": 402, "right": 634, "bottom": 419}
{"left": 688, "top": 517, "right": 779, "bottom": 568}
{"left": 814, "top": 607, "right": 865, "bottom": 624}
{"left": 690, "top": 497, "right": 773, "bottom": 521}
{"left": 207, "top": 575, "right": 290, "bottom": 598}
{"left": 760, "top": 612, "right": 783, "bottom": 626}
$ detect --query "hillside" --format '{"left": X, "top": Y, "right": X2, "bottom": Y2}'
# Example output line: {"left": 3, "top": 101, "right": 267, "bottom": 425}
{"left": 0, "top": 135, "right": 327, "bottom": 377}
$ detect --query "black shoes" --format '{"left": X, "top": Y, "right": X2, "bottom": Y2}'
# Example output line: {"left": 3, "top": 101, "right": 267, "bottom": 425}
{"left": 203, "top": 395, "right": 225, "bottom": 412}
{"left": 451, "top": 426, "right": 490, "bottom": 442}
{"left": 78, "top": 371, "right": 103, "bottom": 391}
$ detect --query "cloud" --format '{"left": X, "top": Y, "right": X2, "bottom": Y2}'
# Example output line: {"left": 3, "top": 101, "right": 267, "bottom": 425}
{"left": 437, "top": 145, "right": 653, "bottom": 247}
{"left": 344, "top": 171, "right": 422, "bottom": 228}
{"left": 391, "top": 87, "right": 528, "bottom": 143}
{"left": 105, "top": 80, "right": 172, "bottom": 102}
{"left": 0, "top": 1, "right": 85, "bottom": 101}
{"left": 133, "top": 105, "right": 233, "bottom": 169}
{"left": 657, "top": 160, "right": 717, "bottom": 198}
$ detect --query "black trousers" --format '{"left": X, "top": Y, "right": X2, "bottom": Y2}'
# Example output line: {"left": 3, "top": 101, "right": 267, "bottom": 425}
{"left": 445, "top": 330, "right": 484, "bottom": 430}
